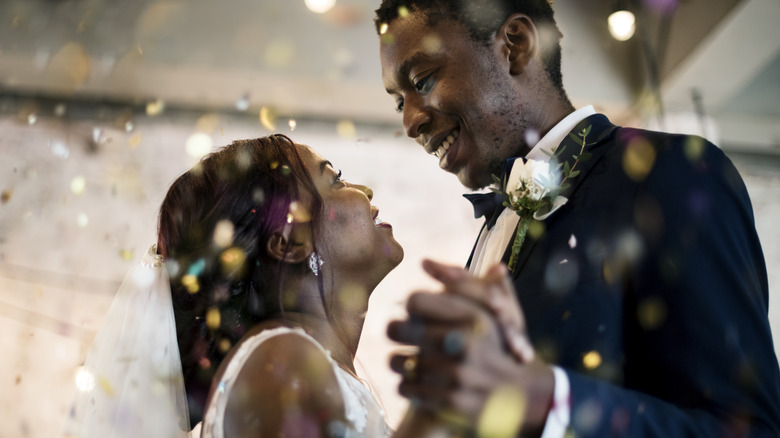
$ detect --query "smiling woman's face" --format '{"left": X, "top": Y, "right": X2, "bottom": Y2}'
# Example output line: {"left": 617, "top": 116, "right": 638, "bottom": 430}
{"left": 297, "top": 144, "right": 403, "bottom": 288}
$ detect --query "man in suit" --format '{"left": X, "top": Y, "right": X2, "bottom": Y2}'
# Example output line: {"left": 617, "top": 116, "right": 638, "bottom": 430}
{"left": 375, "top": 0, "right": 780, "bottom": 436}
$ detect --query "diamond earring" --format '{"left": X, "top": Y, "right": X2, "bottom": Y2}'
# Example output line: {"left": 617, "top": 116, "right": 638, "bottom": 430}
{"left": 308, "top": 253, "right": 323, "bottom": 276}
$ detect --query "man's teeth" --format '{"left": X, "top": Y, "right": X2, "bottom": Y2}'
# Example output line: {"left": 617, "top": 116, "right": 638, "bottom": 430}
{"left": 434, "top": 130, "right": 459, "bottom": 159}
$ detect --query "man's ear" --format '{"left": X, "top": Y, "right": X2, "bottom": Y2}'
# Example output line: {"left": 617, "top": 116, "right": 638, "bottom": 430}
{"left": 497, "top": 14, "right": 538, "bottom": 76}
{"left": 266, "top": 225, "right": 313, "bottom": 264}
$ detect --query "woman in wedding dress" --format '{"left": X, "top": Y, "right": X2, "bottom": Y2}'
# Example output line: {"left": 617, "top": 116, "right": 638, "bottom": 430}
{"left": 68, "top": 134, "right": 403, "bottom": 437}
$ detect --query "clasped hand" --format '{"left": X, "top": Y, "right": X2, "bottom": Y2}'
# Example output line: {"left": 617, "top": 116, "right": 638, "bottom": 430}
{"left": 388, "top": 260, "right": 554, "bottom": 436}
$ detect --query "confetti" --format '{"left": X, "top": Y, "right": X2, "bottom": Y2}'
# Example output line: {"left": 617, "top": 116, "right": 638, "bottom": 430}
{"left": 146, "top": 99, "right": 165, "bottom": 116}
{"left": 582, "top": 350, "right": 602, "bottom": 369}
{"left": 477, "top": 386, "right": 526, "bottom": 438}
{"left": 70, "top": 176, "right": 86, "bottom": 195}
{"left": 76, "top": 213, "right": 89, "bottom": 228}
{"left": 75, "top": 367, "right": 95, "bottom": 392}
{"left": 235, "top": 93, "right": 250, "bottom": 111}
{"left": 568, "top": 234, "right": 577, "bottom": 249}
{"left": 1, "top": 190, "right": 12, "bottom": 204}
{"left": 206, "top": 308, "right": 221, "bottom": 329}
{"left": 213, "top": 220, "right": 235, "bottom": 248}
{"left": 337, "top": 119, "right": 356, "bottom": 138}
{"left": 259, "top": 106, "right": 277, "bottom": 131}
{"left": 622, "top": 137, "right": 656, "bottom": 181}
{"left": 288, "top": 119, "right": 297, "bottom": 131}
{"left": 185, "top": 133, "right": 213, "bottom": 158}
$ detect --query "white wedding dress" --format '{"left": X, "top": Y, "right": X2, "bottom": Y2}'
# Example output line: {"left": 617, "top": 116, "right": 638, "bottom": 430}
{"left": 198, "top": 327, "right": 392, "bottom": 438}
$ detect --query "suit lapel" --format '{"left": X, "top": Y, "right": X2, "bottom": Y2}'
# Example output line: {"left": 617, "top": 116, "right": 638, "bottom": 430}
{"left": 504, "top": 114, "right": 619, "bottom": 275}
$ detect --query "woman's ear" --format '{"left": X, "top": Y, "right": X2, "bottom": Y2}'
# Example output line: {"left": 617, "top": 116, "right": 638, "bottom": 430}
{"left": 266, "top": 224, "right": 313, "bottom": 264}
{"left": 497, "top": 14, "right": 538, "bottom": 76}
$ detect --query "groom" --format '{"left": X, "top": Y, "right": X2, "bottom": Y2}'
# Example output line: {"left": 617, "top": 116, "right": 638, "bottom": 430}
{"left": 376, "top": 0, "right": 780, "bottom": 436}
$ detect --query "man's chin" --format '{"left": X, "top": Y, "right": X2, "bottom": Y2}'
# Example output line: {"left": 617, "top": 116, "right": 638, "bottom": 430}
{"left": 456, "top": 170, "right": 492, "bottom": 191}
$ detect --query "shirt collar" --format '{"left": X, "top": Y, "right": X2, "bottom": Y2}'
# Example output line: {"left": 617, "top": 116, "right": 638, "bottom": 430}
{"left": 492, "top": 105, "right": 596, "bottom": 185}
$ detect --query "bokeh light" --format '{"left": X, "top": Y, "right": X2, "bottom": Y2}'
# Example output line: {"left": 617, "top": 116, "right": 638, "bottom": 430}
{"left": 305, "top": 0, "right": 336, "bottom": 14}
{"left": 608, "top": 10, "right": 636, "bottom": 41}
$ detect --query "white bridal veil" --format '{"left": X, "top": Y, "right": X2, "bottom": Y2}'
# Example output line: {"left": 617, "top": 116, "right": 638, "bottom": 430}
{"left": 64, "top": 245, "right": 190, "bottom": 438}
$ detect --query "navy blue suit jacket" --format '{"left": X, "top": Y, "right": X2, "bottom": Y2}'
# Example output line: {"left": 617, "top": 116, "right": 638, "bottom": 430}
{"left": 469, "top": 114, "right": 780, "bottom": 436}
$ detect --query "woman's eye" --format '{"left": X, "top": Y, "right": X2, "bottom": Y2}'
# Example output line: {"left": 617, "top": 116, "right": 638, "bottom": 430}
{"left": 333, "top": 169, "right": 344, "bottom": 185}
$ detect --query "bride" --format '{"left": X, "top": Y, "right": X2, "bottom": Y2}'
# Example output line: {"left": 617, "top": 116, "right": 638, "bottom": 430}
{"left": 67, "top": 134, "right": 404, "bottom": 437}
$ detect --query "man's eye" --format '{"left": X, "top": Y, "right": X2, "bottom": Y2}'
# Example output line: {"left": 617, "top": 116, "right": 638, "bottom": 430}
{"left": 414, "top": 75, "right": 433, "bottom": 93}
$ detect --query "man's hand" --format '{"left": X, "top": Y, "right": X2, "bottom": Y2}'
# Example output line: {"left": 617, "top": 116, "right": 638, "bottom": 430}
{"left": 387, "top": 260, "right": 555, "bottom": 436}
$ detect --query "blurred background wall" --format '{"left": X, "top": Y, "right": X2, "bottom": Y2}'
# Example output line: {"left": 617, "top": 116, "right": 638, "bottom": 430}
{"left": 0, "top": 0, "right": 778, "bottom": 436}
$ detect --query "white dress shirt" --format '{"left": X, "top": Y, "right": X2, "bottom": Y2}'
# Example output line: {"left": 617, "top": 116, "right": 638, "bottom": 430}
{"left": 468, "top": 105, "right": 596, "bottom": 438}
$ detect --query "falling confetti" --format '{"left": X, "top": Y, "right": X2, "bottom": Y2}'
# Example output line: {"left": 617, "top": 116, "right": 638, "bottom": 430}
{"left": 75, "top": 367, "right": 95, "bottom": 392}
{"left": 186, "top": 133, "right": 213, "bottom": 158}
{"left": 337, "top": 119, "right": 356, "bottom": 138}
{"left": 70, "top": 176, "right": 86, "bottom": 195}
{"left": 235, "top": 93, "right": 250, "bottom": 111}
{"left": 27, "top": 113, "right": 37, "bottom": 125}
{"left": 213, "top": 220, "right": 235, "bottom": 248}
{"left": 288, "top": 119, "right": 297, "bottom": 131}
{"left": 76, "top": 213, "right": 89, "bottom": 228}
{"left": 181, "top": 274, "right": 200, "bottom": 294}
{"left": 54, "top": 103, "right": 67, "bottom": 116}
{"left": 1, "top": 190, "right": 12, "bottom": 204}
{"left": 260, "top": 106, "right": 277, "bottom": 130}
{"left": 146, "top": 99, "right": 165, "bottom": 116}
{"left": 568, "top": 234, "right": 577, "bottom": 249}
{"left": 206, "top": 308, "right": 221, "bottom": 329}
{"left": 582, "top": 350, "right": 602, "bottom": 369}
{"left": 622, "top": 137, "right": 656, "bottom": 181}
{"left": 220, "top": 247, "right": 247, "bottom": 278}
{"left": 477, "top": 386, "right": 526, "bottom": 438}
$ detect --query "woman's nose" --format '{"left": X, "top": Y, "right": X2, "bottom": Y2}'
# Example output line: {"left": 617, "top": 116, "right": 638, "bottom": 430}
{"left": 350, "top": 183, "right": 373, "bottom": 200}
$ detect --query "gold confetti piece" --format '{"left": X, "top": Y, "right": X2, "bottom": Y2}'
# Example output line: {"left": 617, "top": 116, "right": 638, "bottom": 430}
{"left": 182, "top": 274, "right": 200, "bottom": 294}
{"left": 220, "top": 247, "right": 247, "bottom": 278}
{"left": 477, "top": 386, "right": 526, "bottom": 438}
{"left": 260, "top": 106, "right": 277, "bottom": 131}
{"left": 622, "top": 137, "right": 656, "bottom": 182}
{"left": 185, "top": 133, "right": 213, "bottom": 158}
{"left": 583, "top": 350, "right": 602, "bottom": 369}
{"left": 97, "top": 375, "right": 115, "bottom": 396}
{"left": 206, "top": 308, "right": 221, "bottom": 329}
{"left": 337, "top": 119, "right": 356, "bottom": 138}
{"left": 288, "top": 119, "right": 297, "bottom": 131}
{"left": 128, "top": 134, "right": 142, "bottom": 149}
{"left": 379, "top": 22, "right": 389, "bottom": 35}
{"left": 47, "top": 42, "right": 90, "bottom": 90}
{"left": 398, "top": 6, "right": 410, "bottom": 17}
{"left": 70, "top": 176, "right": 86, "bottom": 195}
{"left": 119, "top": 249, "right": 134, "bottom": 261}
{"left": 146, "top": 99, "right": 165, "bottom": 116}
{"left": 638, "top": 297, "right": 667, "bottom": 330}
{"left": 684, "top": 136, "right": 705, "bottom": 162}
{"left": 422, "top": 34, "right": 442, "bottom": 53}
{"left": 196, "top": 113, "right": 220, "bottom": 134}
{"left": 219, "top": 339, "right": 231, "bottom": 353}
{"left": 1, "top": 189, "right": 12, "bottom": 204}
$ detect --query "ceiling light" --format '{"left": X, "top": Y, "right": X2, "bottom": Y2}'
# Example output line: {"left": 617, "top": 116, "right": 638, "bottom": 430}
{"left": 305, "top": 0, "right": 336, "bottom": 14}
{"left": 608, "top": 9, "right": 636, "bottom": 41}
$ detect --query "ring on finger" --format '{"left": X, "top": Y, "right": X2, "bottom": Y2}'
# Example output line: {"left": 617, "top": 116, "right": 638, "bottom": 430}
{"left": 443, "top": 330, "right": 467, "bottom": 356}
{"left": 403, "top": 355, "right": 418, "bottom": 380}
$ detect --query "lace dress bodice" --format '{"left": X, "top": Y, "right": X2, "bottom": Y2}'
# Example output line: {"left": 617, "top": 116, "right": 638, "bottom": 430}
{"left": 198, "top": 327, "right": 391, "bottom": 438}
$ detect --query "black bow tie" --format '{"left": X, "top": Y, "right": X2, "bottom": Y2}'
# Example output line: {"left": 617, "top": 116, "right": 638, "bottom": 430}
{"left": 463, "top": 192, "right": 505, "bottom": 230}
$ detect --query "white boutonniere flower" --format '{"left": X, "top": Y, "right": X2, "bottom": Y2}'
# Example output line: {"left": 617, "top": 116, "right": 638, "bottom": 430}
{"left": 493, "top": 125, "right": 594, "bottom": 272}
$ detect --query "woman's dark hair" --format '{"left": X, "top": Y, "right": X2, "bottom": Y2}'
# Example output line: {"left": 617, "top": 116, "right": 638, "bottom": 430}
{"left": 157, "top": 134, "right": 322, "bottom": 426}
{"left": 374, "top": 0, "right": 566, "bottom": 93}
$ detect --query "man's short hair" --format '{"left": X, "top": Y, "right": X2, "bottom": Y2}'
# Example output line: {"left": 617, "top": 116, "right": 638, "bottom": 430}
{"left": 375, "top": 0, "right": 565, "bottom": 91}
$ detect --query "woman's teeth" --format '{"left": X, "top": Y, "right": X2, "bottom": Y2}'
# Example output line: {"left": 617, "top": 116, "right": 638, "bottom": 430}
{"left": 434, "top": 130, "right": 459, "bottom": 159}
{"left": 374, "top": 217, "right": 384, "bottom": 225}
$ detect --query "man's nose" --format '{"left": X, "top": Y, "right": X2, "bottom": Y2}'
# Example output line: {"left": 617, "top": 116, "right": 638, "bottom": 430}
{"left": 402, "top": 96, "right": 432, "bottom": 140}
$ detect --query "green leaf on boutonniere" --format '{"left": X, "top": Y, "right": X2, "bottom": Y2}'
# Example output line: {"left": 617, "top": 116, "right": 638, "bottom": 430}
{"left": 568, "top": 132, "right": 582, "bottom": 145}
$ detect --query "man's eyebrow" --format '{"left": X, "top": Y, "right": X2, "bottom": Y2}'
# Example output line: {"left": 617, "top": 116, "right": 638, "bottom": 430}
{"left": 319, "top": 160, "right": 333, "bottom": 174}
